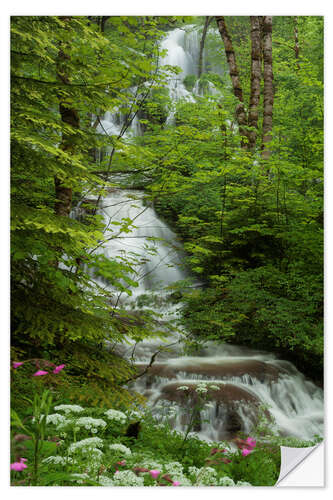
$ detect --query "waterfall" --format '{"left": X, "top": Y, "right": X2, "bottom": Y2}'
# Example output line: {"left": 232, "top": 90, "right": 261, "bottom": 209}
{"left": 88, "top": 27, "right": 323, "bottom": 443}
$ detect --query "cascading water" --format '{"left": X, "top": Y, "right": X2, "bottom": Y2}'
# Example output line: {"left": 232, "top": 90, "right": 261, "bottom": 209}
{"left": 88, "top": 27, "right": 323, "bottom": 443}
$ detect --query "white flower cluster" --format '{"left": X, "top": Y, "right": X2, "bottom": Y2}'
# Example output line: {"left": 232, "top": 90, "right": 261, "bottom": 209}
{"left": 56, "top": 419, "right": 72, "bottom": 431}
{"left": 69, "top": 473, "right": 90, "bottom": 484}
{"left": 68, "top": 437, "right": 103, "bottom": 453}
{"left": 99, "top": 475, "right": 114, "bottom": 486}
{"left": 104, "top": 409, "right": 127, "bottom": 424}
{"left": 236, "top": 481, "right": 252, "bottom": 486}
{"left": 163, "top": 461, "right": 183, "bottom": 476}
{"left": 54, "top": 404, "right": 84, "bottom": 414}
{"left": 218, "top": 476, "right": 236, "bottom": 486}
{"left": 109, "top": 443, "right": 132, "bottom": 456}
{"left": 76, "top": 417, "right": 107, "bottom": 432}
{"left": 112, "top": 470, "right": 144, "bottom": 487}
{"left": 34, "top": 413, "right": 67, "bottom": 426}
{"left": 85, "top": 448, "right": 104, "bottom": 473}
{"left": 195, "top": 382, "right": 209, "bottom": 394}
{"left": 42, "top": 455, "right": 74, "bottom": 465}
{"left": 140, "top": 459, "right": 163, "bottom": 471}
{"left": 209, "top": 384, "right": 222, "bottom": 390}
{"left": 193, "top": 466, "right": 218, "bottom": 486}
{"left": 176, "top": 385, "right": 190, "bottom": 391}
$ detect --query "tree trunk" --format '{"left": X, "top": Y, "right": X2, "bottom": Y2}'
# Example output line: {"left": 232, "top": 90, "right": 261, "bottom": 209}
{"left": 198, "top": 16, "right": 212, "bottom": 78}
{"left": 55, "top": 17, "right": 80, "bottom": 217}
{"left": 262, "top": 16, "right": 274, "bottom": 160}
{"left": 294, "top": 16, "right": 300, "bottom": 70}
{"left": 248, "top": 16, "right": 262, "bottom": 150}
{"left": 215, "top": 16, "right": 249, "bottom": 148}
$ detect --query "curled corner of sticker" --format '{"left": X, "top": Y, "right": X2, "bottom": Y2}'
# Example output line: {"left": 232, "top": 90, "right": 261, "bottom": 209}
{"left": 276, "top": 442, "right": 324, "bottom": 486}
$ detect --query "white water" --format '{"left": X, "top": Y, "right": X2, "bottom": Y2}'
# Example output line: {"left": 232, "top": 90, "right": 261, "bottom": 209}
{"left": 87, "top": 27, "right": 324, "bottom": 443}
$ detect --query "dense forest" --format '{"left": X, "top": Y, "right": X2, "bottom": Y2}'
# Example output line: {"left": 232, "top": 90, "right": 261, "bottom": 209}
{"left": 10, "top": 16, "right": 323, "bottom": 487}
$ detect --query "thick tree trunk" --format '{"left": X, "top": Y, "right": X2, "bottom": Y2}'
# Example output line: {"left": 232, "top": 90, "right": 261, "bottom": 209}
{"left": 55, "top": 17, "right": 80, "bottom": 217}
{"left": 262, "top": 16, "right": 274, "bottom": 160}
{"left": 198, "top": 16, "right": 212, "bottom": 78}
{"left": 216, "top": 16, "right": 248, "bottom": 148}
{"left": 248, "top": 16, "right": 262, "bottom": 150}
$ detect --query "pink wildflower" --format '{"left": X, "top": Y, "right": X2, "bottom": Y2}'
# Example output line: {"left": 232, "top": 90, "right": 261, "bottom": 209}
{"left": 172, "top": 481, "right": 180, "bottom": 486}
{"left": 245, "top": 437, "right": 256, "bottom": 449}
{"left": 33, "top": 370, "right": 48, "bottom": 376}
{"left": 53, "top": 364, "right": 65, "bottom": 374}
{"left": 10, "top": 458, "right": 27, "bottom": 471}
{"left": 12, "top": 362, "right": 23, "bottom": 369}
{"left": 149, "top": 469, "right": 160, "bottom": 480}
{"left": 116, "top": 460, "right": 126, "bottom": 466}
{"left": 241, "top": 448, "right": 252, "bottom": 457}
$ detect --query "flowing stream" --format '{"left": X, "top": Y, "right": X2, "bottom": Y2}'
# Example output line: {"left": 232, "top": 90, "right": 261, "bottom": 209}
{"left": 88, "top": 26, "right": 324, "bottom": 443}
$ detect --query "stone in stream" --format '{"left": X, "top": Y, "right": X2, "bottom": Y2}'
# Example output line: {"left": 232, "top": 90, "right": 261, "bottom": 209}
{"left": 155, "top": 381, "right": 268, "bottom": 440}
{"left": 134, "top": 358, "right": 283, "bottom": 383}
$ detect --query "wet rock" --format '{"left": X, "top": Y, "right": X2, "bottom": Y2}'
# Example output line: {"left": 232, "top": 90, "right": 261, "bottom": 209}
{"left": 135, "top": 358, "right": 282, "bottom": 382}
{"left": 158, "top": 381, "right": 260, "bottom": 406}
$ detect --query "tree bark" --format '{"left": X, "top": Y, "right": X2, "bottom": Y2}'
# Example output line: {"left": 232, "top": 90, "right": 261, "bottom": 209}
{"left": 198, "top": 16, "right": 212, "bottom": 78}
{"left": 294, "top": 16, "right": 300, "bottom": 70}
{"left": 215, "top": 16, "right": 248, "bottom": 148}
{"left": 55, "top": 17, "right": 80, "bottom": 217}
{"left": 262, "top": 16, "right": 274, "bottom": 160}
{"left": 248, "top": 16, "right": 262, "bottom": 150}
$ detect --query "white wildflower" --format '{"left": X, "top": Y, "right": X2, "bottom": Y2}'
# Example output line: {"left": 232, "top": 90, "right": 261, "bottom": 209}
{"left": 128, "top": 410, "right": 142, "bottom": 418}
{"left": 68, "top": 437, "right": 103, "bottom": 453}
{"left": 85, "top": 448, "right": 104, "bottom": 472}
{"left": 69, "top": 473, "right": 90, "bottom": 484}
{"left": 195, "top": 382, "right": 208, "bottom": 394}
{"left": 195, "top": 387, "right": 208, "bottom": 394}
{"left": 109, "top": 443, "right": 132, "bottom": 456}
{"left": 192, "top": 466, "right": 218, "bottom": 486}
{"left": 176, "top": 386, "right": 190, "bottom": 391}
{"left": 44, "top": 413, "right": 67, "bottom": 426}
{"left": 219, "top": 476, "right": 235, "bottom": 486}
{"left": 209, "top": 384, "right": 221, "bottom": 391}
{"left": 141, "top": 460, "right": 163, "bottom": 471}
{"left": 91, "top": 428, "right": 98, "bottom": 434}
{"left": 104, "top": 409, "right": 127, "bottom": 424}
{"left": 163, "top": 461, "right": 183, "bottom": 476}
{"left": 236, "top": 481, "right": 252, "bottom": 486}
{"left": 42, "top": 455, "right": 74, "bottom": 465}
{"left": 76, "top": 417, "right": 107, "bottom": 430}
{"left": 99, "top": 475, "right": 114, "bottom": 486}
{"left": 113, "top": 470, "right": 144, "bottom": 486}
{"left": 188, "top": 466, "right": 200, "bottom": 476}
{"left": 175, "top": 475, "right": 192, "bottom": 486}
{"left": 54, "top": 404, "right": 84, "bottom": 414}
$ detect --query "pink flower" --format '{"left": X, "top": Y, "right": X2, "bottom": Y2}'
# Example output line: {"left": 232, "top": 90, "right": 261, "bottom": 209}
{"left": 149, "top": 469, "right": 160, "bottom": 480}
{"left": 33, "top": 370, "right": 48, "bottom": 376}
{"left": 10, "top": 458, "right": 27, "bottom": 471}
{"left": 53, "top": 364, "right": 65, "bottom": 374}
{"left": 241, "top": 448, "right": 252, "bottom": 457}
{"left": 116, "top": 460, "right": 126, "bottom": 466}
{"left": 172, "top": 481, "right": 180, "bottom": 486}
{"left": 245, "top": 437, "right": 256, "bottom": 449}
{"left": 12, "top": 362, "right": 23, "bottom": 369}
